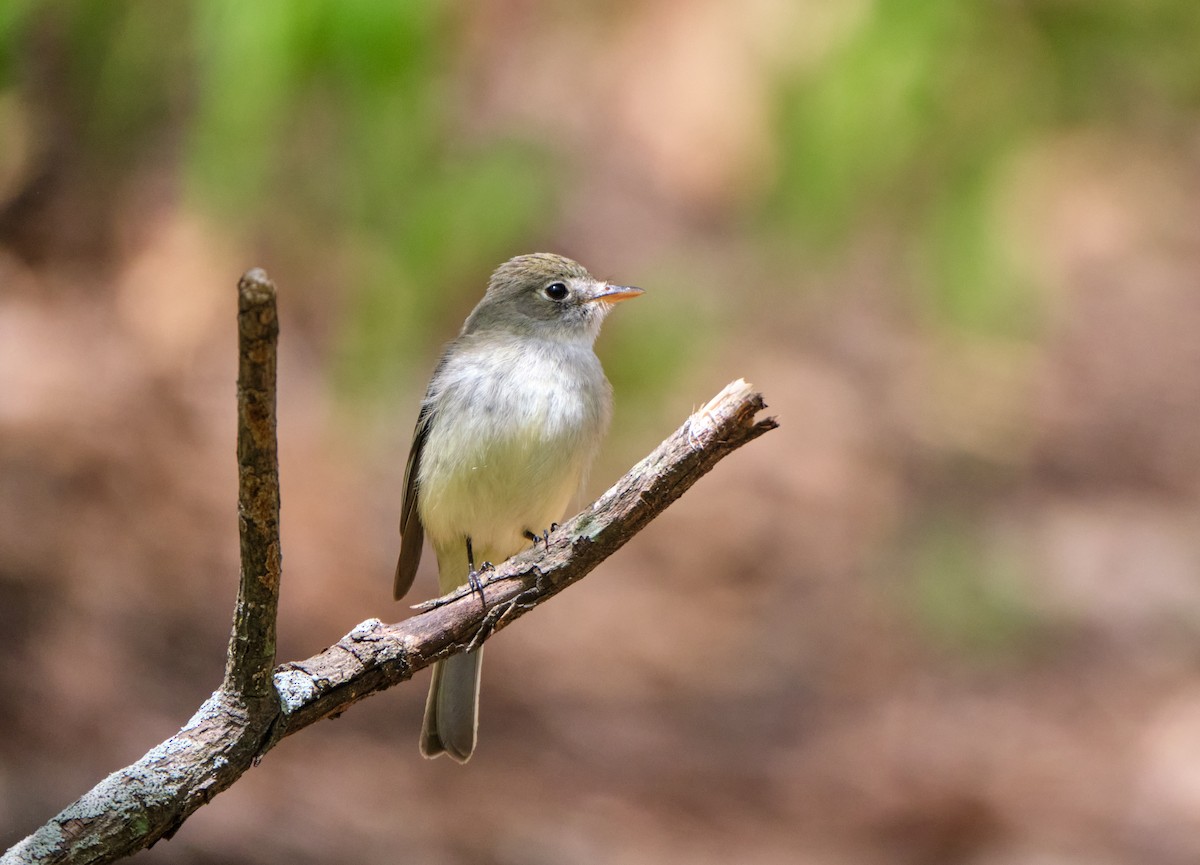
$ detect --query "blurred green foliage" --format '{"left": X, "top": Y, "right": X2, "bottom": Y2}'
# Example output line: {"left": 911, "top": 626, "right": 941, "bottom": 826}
{"left": 5, "top": 0, "right": 1200, "bottom": 386}
{"left": 186, "top": 1, "right": 553, "bottom": 395}
{"left": 1, "top": 1, "right": 552, "bottom": 398}
{"left": 769, "top": 0, "right": 1200, "bottom": 336}
{"left": 0, "top": 2, "right": 190, "bottom": 176}
{"left": 0, "top": 0, "right": 36, "bottom": 84}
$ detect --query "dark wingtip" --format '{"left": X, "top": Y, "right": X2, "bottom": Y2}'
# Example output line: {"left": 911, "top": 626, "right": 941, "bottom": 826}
{"left": 393, "top": 555, "right": 416, "bottom": 601}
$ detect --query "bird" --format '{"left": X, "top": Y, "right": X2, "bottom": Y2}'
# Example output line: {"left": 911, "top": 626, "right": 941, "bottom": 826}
{"left": 394, "top": 252, "right": 643, "bottom": 762}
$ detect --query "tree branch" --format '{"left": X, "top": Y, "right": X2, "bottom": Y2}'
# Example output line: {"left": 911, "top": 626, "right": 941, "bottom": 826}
{"left": 2, "top": 270, "right": 287, "bottom": 865}
{"left": 226, "top": 267, "right": 282, "bottom": 699}
{"left": 1, "top": 267, "right": 777, "bottom": 865}
{"left": 268, "top": 377, "right": 777, "bottom": 740}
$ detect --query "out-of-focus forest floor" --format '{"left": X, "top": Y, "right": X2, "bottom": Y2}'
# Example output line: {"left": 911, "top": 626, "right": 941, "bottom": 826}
{"left": 5, "top": 4, "right": 1200, "bottom": 864}
{"left": 5, "top": 178, "right": 1200, "bottom": 865}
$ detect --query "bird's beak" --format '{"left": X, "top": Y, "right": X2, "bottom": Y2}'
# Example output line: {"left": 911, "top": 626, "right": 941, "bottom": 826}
{"left": 589, "top": 284, "right": 645, "bottom": 305}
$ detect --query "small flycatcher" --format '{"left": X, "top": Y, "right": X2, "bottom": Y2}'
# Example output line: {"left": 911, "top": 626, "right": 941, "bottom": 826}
{"left": 394, "top": 253, "right": 643, "bottom": 762}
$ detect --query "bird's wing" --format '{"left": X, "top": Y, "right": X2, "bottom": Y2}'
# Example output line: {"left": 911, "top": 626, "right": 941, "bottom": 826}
{"left": 395, "top": 349, "right": 453, "bottom": 600}
{"left": 394, "top": 400, "right": 431, "bottom": 600}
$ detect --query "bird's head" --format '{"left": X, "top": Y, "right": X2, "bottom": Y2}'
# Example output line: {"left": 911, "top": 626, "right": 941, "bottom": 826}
{"left": 464, "top": 253, "right": 642, "bottom": 342}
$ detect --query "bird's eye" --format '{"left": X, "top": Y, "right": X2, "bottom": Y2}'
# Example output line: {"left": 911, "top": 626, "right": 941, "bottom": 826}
{"left": 544, "top": 282, "right": 569, "bottom": 301}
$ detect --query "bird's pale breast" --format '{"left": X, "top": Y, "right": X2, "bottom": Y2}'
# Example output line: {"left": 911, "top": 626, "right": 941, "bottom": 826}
{"left": 417, "top": 335, "right": 611, "bottom": 583}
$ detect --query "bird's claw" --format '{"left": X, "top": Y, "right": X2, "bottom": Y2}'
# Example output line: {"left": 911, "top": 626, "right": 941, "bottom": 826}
{"left": 523, "top": 524, "right": 558, "bottom": 551}
{"left": 467, "top": 562, "right": 494, "bottom": 608}
{"left": 467, "top": 586, "right": 540, "bottom": 653}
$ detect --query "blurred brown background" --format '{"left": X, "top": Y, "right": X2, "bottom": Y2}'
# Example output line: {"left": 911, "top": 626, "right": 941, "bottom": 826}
{"left": 4, "top": 2, "right": 1200, "bottom": 863}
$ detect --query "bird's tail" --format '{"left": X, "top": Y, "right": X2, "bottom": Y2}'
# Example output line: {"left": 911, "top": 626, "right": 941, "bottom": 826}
{"left": 420, "top": 648, "right": 483, "bottom": 762}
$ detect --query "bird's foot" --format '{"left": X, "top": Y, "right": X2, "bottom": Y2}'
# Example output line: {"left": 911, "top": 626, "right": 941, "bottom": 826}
{"left": 408, "top": 563, "right": 494, "bottom": 614}
{"left": 467, "top": 586, "right": 540, "bottom": 653}
{"left": 467, "top": 561, "right": 494, "bottom": 608}
{"left": 523, "top": 523, "right": 559, "bottom": 551}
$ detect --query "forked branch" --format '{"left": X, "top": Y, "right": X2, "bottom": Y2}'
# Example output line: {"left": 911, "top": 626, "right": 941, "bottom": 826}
{"left": 1, "top": 269, "right": 777, "bottom": 865}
